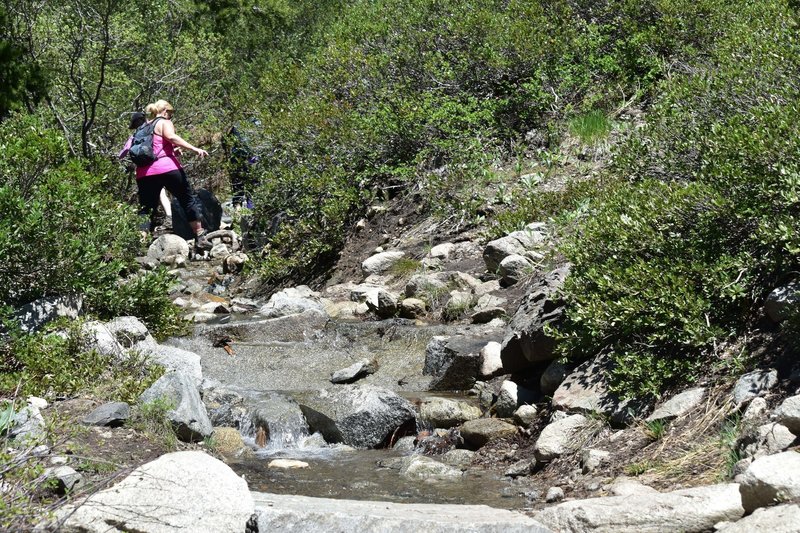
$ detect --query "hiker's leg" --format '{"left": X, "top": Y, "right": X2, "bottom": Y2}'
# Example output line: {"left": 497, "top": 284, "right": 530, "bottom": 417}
{"left": 163, "top": 169, "right": 204, "bottom": 235}
{"left": 136, "top": 178, "right": 162, "bottom": 231}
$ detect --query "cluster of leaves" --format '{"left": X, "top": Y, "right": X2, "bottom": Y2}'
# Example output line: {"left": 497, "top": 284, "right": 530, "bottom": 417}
{"left": 554, "top": 0, "right": 800, "bottom": 399}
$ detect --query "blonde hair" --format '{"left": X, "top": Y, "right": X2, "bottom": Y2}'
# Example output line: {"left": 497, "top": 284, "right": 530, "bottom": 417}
{"left": 145, "top": 99, "right": 174, "bottom": 120}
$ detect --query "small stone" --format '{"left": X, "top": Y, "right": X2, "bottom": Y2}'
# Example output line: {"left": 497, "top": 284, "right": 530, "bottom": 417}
{"left": 545, "top": 486, "right": 565, "bottom": 502}
{"left": 268, "top": 459, "right": 309, "bottom": 469}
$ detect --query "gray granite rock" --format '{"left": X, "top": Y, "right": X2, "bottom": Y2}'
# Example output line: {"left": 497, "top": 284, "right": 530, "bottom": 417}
{"left": 739, "top": 451, "right": 800, "bottom": 512}
{"left": 81, "top": 402, "right": 130, "bottom": 427}
{"left": 140, "top": 371, "right": 213, "bottom": 442}
{"left": 733, "top": 369, "right": 778, "bottom": 405}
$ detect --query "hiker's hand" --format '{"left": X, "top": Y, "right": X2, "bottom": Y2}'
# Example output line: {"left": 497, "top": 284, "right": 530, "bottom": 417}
{"left": 195, "top": 148, "right": 208, "bottom": 158}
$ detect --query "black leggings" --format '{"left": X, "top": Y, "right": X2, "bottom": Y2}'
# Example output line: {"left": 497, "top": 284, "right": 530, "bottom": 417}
{"left": 136, "top": 168, "right": 202, "bottom": 223}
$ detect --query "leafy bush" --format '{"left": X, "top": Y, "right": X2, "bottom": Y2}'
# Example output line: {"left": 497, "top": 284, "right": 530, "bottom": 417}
{"left": 554, "top": 0, "right": 800, "bottom": 399}
{"left": 0, "top": 319, "right": 162, "bottom": 401}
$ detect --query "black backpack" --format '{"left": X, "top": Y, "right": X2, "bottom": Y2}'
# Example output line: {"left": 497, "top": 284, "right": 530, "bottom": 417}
{"left": 128, "top": 117, "right": 163, "bottom": 167}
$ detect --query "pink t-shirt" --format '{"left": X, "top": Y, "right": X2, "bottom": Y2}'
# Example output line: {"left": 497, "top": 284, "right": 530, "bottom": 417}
{"left": 118, "top": 122, "right": 182, "bottom": 178}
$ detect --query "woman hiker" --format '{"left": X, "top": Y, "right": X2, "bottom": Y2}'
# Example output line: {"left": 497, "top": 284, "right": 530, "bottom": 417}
{"left": 119, "top": 100, "right": 212, "bottom": 251}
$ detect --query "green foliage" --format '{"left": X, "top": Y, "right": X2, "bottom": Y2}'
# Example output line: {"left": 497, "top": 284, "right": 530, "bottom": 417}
{"left": 554, "top": 0, "right": 800, "bottom": 399}
{"left": 91, "top": 269, "right": 187, "bottom": 340}
{"left": 0, "top": 6, "right": 46, "bottom": 118}
{"left": 0, "top": 319, "right": 163, "bottom": 401}
{"left": 389, "top": 258, "right": 422, "bottom": 278}
{"left": 129, "top": 397, "right": 178, "bottom": 451}
{"left": 569, "top": 110, "right": 612, "bottom": 146}
{"left": 719, "top": 415, "right": 741, "bottom": 479}
{"left": 643, "top": 419, "right": 667, "bottom": 441}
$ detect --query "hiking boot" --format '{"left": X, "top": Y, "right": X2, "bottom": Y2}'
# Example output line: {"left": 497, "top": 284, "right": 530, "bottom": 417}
{"left": 194, "top": 231, "right": 212, "bottom": 252}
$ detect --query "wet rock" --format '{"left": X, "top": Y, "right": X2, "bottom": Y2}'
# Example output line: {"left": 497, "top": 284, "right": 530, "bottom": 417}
{"left": 251, "top": 492, "right": 550, "bottom": 532}
{"left": 739, "top": 451, "right": 800, "bottom": 512}
{"left": 647, "top": 387, "right": 705, "bottom": 423}
{"left": 53, "top": 451, "right": 253, "bottom": 533}
{"left": 140, "top": 371, "right": 213, "bottom": 442}
{"left": 441, "top": 449, "right": 476, "bottom": 467}
{"left": 269, "top": 459, "right": 309, "bottom": 470}
{"left": 534, "top": 414, "right": 597, "bottom": 462}
{"left": 732, "top": 369, "right": 778, "bottom": 406}
{"left": 259, "top": 286, "right": 325, "bottom": 318}
{"left": 81, "top": 402, "right": 130, "bottom": 427}
{"left": 330, "top": 358, "right": 378, "bottom": 384}
{"left": 298, "top": 385, "right": 416, "bottom": 449}
{"left": 392, "top": 436, "right": 417, "bottom": 452}
{"left": 460, "top": 418, "right": 517, "bottom": 449}
{"left": 535, "top": 483, "right": 743, "bottom": 533}
{"left": 501, "top": 265, "right": 570, "bottom": 371}
{"left": 361, "top": 250, "right": 405, "bottom": 275}
{"left": 223, "top": 251, "right": 248, "bottom": 274}
{"left": 424, "top": 336, "right": 484, "bottom": 390}
{"left": 775, "top": 395, "right": 800, "bottom": 434}
{"left": 418, "top": 397, "right": 482, "bottom": 428}
{"left": 392, "top": 455, "right": 463, "bottom": 480}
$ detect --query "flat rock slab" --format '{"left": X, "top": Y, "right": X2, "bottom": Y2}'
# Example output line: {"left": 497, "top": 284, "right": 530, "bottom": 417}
{"left": 535, "top": 483, "right": 744, "bottom": 533}
{"left": 717, "top": 504, "right": 800, "bottom": 532}
{"left": 647, "top": 387, "right": 705, "bottom": 422}
{"left": 252, "top": 492, "right": 552, "bottom": 533}
{"left": 739, "top": 450, "right": 800, "bottom": 512}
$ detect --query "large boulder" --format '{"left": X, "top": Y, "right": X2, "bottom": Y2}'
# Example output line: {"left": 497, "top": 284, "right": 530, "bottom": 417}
{"left": 54, "top": 451, "right": 252, "bottom": 533}
{"left": 717, "top": 504, "right": 800, "bottom": 533}
{"left": 81, "top": 321, "right": 125, "bottom": 359}
{"left": 501, "top": 265, "right": 570, "bottom": 371}
{"left": 140, "top": 371, "right": 213, "bottom": 442}
{"left": 646, "top": 387, "right": 705, "bottom": 423}
{"left": 11, "top": 295, "right": 82, "bottom": 334}
{"left": 259, "top": 286, "right": 325, "bottom": 318}
{"left": 297, "top": 385, "right": 416, "bottom": 448}
{"left": 775, "top": 395, "right": 800, "bottom": 434}
{"left": 732, "top": 369, "right": 778, "bottom": 406}
{"left": 104, "top": 316, "right": 157, "bottom": 353}
{"left": 424, "top": 335, "right": 485, "bottom": 390}
{"left": 551, "top": 355, "right": 642, "bottom": 426}
{"left": 146, "top": 234, "right": 190, "bottom": 263}
{"left": 738, "top": 451, "right": 800, "bottom": 512}
{"left": 460, "top": 418, "right": 517, "bottom": 449}
{"left": 483, "top": 227, "right": 547, "bottom": 273}
{"left": 147, "top": 345, "right": 203, "bottom": 387}
{"left": 764, "top": 282, "right": 800, "bottom": 322}
{"left": 418, "top": 397, "right": 482, "bottom": 428}
{"left": 535, "top": 483, "right": 743, "bottom": 533}
{"left": 534, "top": 414, "right": 597, "bottom": 462}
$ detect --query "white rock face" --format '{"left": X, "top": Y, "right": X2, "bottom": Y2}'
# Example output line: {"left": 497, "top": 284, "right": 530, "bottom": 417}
{"left": 646, "top": 387, "right": 705, "bottom": 422}
{"left": 513, "top": 404, "right": 538, "bottom": 428}
{"left": 495, "top": 380, "right": 519, "bottom": 417}
{"left": 534, "top": 414, "right": 596, "bottom": 462}
{"left": 54, "top": 451, "right": 253, "bottom": 533}
{"left": 147, "top": 234, "right": 190, "bottom": 262}
{"left": 480, "top": 341, "right": 503, "bottom": 378}
{"left": 252, "top": 492, "right": 551, "bottom": 533}
{"left": 419, "top": 397, "right": 482, "bottom": 428}
{"left": 775, "top": 395, "right": 800, "bottom": 434}
{"left": 739, "top": 451, "right": 800, "bottom": 512}
{"left": 81, "top": 321, "right": 125, "bottom": 359}
{"left": 535, "top": 483, "right": 744, "bottom": 533}
{"left": 737, "top": 422, "right": 797, "bottom": 459}
{"left": 361, "top": 250, "right": 405, "bottom": 275}
{"left": 717, "top": 504, "right": 800, "bottom": 533}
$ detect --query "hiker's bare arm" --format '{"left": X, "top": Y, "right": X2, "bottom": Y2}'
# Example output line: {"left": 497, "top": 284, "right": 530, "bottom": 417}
{"left": 158, "top": 120, "right": 208, "bottom": 158}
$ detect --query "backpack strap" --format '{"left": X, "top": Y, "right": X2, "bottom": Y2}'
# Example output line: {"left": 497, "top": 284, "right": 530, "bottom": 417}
{"left": 145, "top": 117, "right": 165, "bottom": 158}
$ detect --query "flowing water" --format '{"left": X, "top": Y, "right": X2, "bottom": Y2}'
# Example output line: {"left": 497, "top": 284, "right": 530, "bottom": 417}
{"left": 169, "top": 312, "right": 536, "bottom": 509}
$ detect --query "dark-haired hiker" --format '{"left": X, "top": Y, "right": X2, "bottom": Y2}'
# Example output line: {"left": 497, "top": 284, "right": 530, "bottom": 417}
{"left": 120, "top": 99, "right": 212, "bottom": 251}
{"left": 122, "top": 111, "right": 173, "bottom": 233}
